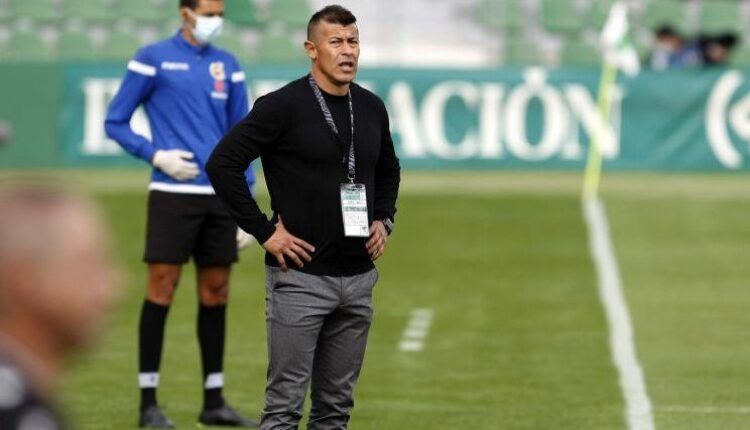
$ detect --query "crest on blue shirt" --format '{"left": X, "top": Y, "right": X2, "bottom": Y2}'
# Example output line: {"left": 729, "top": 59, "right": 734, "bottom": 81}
{"left": 210, "top": 62, "right": 226, "bottom": 94}
{"left": 209, "top": 62, "right": 226, "bottom": 81}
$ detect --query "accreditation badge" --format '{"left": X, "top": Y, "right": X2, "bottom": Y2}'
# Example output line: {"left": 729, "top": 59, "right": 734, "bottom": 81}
{"left": 340, "top": 183, "right": 369, "bottom": 237}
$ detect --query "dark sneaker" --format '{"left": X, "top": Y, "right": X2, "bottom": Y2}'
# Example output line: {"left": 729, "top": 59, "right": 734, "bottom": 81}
{"left": 139, "top": 405, "right": 175, "bottom": 428}
{"left": 198, "top": 403, "right": 259, "bottom": 428}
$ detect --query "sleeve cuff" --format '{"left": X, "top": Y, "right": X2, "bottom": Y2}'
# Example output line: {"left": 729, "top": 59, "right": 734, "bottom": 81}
{"left": 374, "top": 210, "right": 394, "bottom": 222}
{"left": 251, "top": 221, "right": 277, "bottom": 245}
{"left": 141, "top": 145, "right": 157, "bottom": 164}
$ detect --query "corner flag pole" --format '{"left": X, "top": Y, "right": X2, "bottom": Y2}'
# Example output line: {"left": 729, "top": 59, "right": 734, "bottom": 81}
{"left": 583, "top": 0, "right": 639, "bottom": 200}
{"left": 583, "top": 62, "right": 618, "bottom": 199}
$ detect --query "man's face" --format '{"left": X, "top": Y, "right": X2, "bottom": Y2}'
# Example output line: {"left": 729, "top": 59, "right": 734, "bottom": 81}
{"left": 707, "top": 43, "right": 729, "bottom": 63}
{"left": 656, "top": 35, "right": 681, "bottom": 52}
{"left": 307, "top": 22, "right": 360, "bottom": 85}
{"left": 182, "top": 0, "right": 224, "bottom": 26}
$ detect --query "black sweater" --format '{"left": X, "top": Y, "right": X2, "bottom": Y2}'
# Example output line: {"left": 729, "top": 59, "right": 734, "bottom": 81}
{"left": 207, "top": 76, "right": 401, "bottom": 276}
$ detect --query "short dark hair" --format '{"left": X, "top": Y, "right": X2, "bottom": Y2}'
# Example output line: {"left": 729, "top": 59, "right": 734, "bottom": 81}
{"left": 180, "top": 0, "right": 222, "bottom": 10}
{"left": 716, "top": 33, "right": 739, "bottom": 49}
{"left": 654, "top": 24, "right": 679, "bottom": 39}
{"left": 307, "top": 5, "right": 357, "bottom": 40}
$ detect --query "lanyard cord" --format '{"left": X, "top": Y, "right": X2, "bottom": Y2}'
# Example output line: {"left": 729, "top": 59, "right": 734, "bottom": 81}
{"left": 308, "top": 74, "right": 355, "bottom": 183}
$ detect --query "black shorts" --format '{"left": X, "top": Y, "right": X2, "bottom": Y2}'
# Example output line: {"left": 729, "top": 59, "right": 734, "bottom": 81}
{"left": 144, "top": 191, "right": 238, "bottom": 266}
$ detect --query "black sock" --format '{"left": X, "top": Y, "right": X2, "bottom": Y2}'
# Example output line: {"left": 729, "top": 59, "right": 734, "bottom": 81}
{"left": 198, "top": 304, "right": 227, "bottom": 410}
{"left": 138, "top": 300, "right": 170, "bottom": 411}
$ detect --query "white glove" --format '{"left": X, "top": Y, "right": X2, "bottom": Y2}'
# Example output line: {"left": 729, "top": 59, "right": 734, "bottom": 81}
{"left": 236, "top": 227, "right": 255, "bottom": 250}
{"left": 152, "top": 150, "right": 200, "bottom": 181}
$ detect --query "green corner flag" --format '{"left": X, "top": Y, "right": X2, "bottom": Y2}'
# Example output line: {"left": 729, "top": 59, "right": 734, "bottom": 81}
{"left": 583, "top": 1, "right": 641, "bottom": 199}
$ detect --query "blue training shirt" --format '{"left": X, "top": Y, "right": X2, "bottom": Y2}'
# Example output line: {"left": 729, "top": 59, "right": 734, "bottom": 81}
{"left": 105, "top": 31, "right": 254, "bottom": 194}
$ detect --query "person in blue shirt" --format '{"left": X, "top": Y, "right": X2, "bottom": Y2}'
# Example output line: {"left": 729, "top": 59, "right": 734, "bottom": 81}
{"left": 105, "top": 0, "right": 257, "bottom": 428}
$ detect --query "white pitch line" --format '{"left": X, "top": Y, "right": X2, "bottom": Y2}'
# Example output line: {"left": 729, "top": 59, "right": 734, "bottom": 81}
{"left": 583, "top": 196, "right": 656, "bottom": 430}
{"left": 398, "top": 308, "right": 434, "bottom": 352}
{"left": 658, "top": 405, "right": 750, "bottom": 415}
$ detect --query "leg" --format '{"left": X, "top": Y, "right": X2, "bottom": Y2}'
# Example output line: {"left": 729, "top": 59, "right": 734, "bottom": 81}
{"left": 193, "top": 198, "right": 258, "bottom": 427}
{"left": 147, "top": 263, "right": 182, "bottom": 305}
{"left": 139, "top": 263, "right": 182, "bottom": 410}
{"left": 193, "top": 198, "right": 235, "bottom": 407}
{"left": 307, "top": 269, "right": 378, "bottom": 430}
{"left": 197, "top": 265, "right": 231, "bottom": 306}
{"left": 196, "top": 265, "right": 231, "bottom": 410}
{"left": 262, "top": 268, "right": 339, "bottom": 430}
{"left": 139, "top": 191, "right": 201, "bottom": 425}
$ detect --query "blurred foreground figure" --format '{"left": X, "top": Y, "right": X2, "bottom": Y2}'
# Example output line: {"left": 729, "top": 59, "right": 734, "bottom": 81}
{"left": 0, "top": 187, "right": 119, "bottom": 430}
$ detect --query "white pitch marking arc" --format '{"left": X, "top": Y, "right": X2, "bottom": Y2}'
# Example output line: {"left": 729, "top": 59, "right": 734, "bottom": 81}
{"left": 399, "top": 308, "right": 434, "bottom": 352}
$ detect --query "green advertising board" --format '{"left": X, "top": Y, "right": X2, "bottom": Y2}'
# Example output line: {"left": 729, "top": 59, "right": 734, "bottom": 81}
{"left": 3, "top": 63, "right": 750, "bottom": 171}
{"left": 0, "top": 64, "right": 62, "bottom": 167}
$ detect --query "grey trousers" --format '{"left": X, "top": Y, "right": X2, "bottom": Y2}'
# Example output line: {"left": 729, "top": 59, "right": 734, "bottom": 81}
{"left": 261, "top": 266, "right": 378, "bottom": 430}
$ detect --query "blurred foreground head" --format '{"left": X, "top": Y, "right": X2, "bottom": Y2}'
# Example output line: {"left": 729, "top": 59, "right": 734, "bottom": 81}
{"left": 0, "top": 185, "right": 119, "bottom": 393}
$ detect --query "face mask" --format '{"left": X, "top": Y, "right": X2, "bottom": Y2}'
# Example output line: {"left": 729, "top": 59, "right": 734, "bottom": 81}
{"left": 190, "top": 11, "right": 223, "bottom": 45}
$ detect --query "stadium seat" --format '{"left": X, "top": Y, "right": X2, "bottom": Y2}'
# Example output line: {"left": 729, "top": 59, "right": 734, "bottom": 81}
{"left": 730, "top": 45, "right": 750, "bottom": 69}
{"left": 64, "top": 0, "right": 117, "bottom": 23}
{"left": 590, "top": 0, "right": 614, "bottom": 28}
{"left": 5, "top": 31, "right": 52, "bottom": 61}
{"left": 99, "top": 31, "right": 141, "bottom": 61}
{"left": 700, "top": 0, "right": 742, "bottom": 34}
{"left": 58, "top": 30, "right": 96, "bottom": 60}
{"left": 12, "top": 0, "right": 59, "bottom": 23}
{"left": 504, "top": 40, "right": 544, "bottom": 65}
{"left": 256, "top": 32, "right": 301, "bottom": 63}
{"left": 475, "top": 0, "right": 523, "bottom": 32}
{"left": 541, "top": 0, "right": 586, "bottom": 34}
{"left": 160, "top": 22, "right": 183, "bottom": 40}
{"left": 118, "top": 0, "right": 170, "bottom": 25}
{"left": 268, "top": 0, "right": 311, "bottom": 28}
{"left": 0, "top": 0, "right": 13, "bottom": 22}
{"left": 562, "top": 41, "right": 601, "bottom": 67}
{"left": 225, "top": 0, "right": 263, "bottom": 28}
{"left": 641, "top": 0, "right": 687, "bottom": 33}
{"left": 213, "top": 28, "right": 252, "bottom": 62}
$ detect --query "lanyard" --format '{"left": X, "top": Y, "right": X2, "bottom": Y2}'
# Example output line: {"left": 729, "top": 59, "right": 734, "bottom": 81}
{"left": 308, "top": 74, "right": 356, "bottom": 183}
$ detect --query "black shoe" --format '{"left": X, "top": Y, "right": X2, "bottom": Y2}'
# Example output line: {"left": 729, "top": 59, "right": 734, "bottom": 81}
{"left": 198, "top": 403, "right": 259, "bottom": 428}
{"left": 139, "top": 405, "right": 175, "bottom": 428}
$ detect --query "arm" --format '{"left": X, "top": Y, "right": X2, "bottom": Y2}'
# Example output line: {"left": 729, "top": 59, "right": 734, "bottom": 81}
{"left": 367, "top": 102, "right": 401, "bottom": 261}
{"left": 373, "top": 103, "right": 401, "bottom": 223}
{"left": 207, "top": 94, "right": 315, "bottom": 269}
{"left": 227, "top": 63, "right": 257, "bottom": 191}
{"left": 228, "top": 66, "right": 249, "bottom": 128}
{"left": 104, "top": 49, "right": 158, "bottom": 163}
{"left": 207, "top": 94, "right": 284, "bottom": 245}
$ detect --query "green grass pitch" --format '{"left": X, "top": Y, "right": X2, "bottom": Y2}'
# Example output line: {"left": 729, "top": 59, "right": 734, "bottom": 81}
{"left": 3, "top": 170, "right": 749, "bottom": 429}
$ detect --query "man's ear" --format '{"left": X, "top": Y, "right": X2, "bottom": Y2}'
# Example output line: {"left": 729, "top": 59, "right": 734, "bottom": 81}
{"left": 304, "top": 40, "right": 317, "bottom": 61}
{"left": 180, "top": 7, "right": 193, "bottom": 26}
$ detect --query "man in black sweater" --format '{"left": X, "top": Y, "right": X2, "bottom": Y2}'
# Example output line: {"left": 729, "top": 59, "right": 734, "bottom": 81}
{"left": 206, "top": 4, "right": 400, "bottom": 429}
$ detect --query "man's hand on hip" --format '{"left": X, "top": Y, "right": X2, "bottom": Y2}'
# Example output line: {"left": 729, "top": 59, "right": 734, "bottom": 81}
{"left": 152, "top": 149, "right": 200, "bottom": 181}
{"left": 367, "top": 221, "right": 388, "bottom": 261}
{"left": 262, "top": 216, "right": 315, "bottom": 271}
